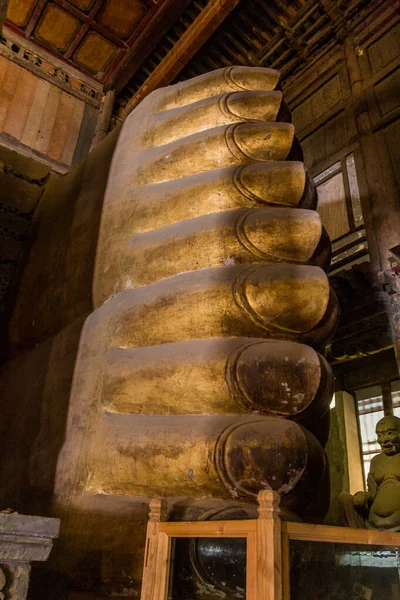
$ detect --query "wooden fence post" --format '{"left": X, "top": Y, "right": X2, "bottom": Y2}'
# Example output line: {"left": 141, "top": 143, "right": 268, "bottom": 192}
{"left": 257, "top": 489, "right": 282, "bottom": 600}
{"left": 91, "top": 89, "right": 116, "bottom": 150}
{"left": 140, "top": 498, "right": 168, "bottom": 600}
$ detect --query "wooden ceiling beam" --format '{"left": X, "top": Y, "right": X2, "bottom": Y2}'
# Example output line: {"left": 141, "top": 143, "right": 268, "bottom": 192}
{"left": 106, "top": 0, "right": 192, "bottom": 93}
{"left": 123, "top": 0, "right": 243, "bottom": 116}
{"left": 319, "top": 0, "right": 348, "bottom": 41}
{"left": 24, "top": 0, "right": 46, "bottom": 38}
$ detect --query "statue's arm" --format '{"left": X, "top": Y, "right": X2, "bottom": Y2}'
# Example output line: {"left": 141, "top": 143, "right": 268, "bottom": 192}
{"left": 353, "top": 461, "right": 377, "bottom": 513}
{"left": 366, "top": 461, "right": 377, "bottom": 500}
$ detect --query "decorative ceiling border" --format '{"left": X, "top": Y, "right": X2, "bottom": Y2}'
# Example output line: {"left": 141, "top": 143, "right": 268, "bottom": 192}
{"left": 3, "top": 0, "right": 172, "bottom": 85}
{"left": 0, "top": 27, "right": 103, "bottom": 106}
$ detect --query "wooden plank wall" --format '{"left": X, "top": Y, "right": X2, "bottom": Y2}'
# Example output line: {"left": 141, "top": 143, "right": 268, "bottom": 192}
{"left": 285, "top": 6, "right": 399, "bottom": 270}
{"left": 282, "top": 5, "right": 400, "bottom": 370}
{"left": 290, "top": 66, "right": 355, "bottom": 173}
{"left": 362, "top": 18, "right": 400, "bottom": 197}
{"left": 0, "top": 55, "right": 86, "bottom": 166}
{"left": 316, "top": 171, "right": 349, "bottom": 241}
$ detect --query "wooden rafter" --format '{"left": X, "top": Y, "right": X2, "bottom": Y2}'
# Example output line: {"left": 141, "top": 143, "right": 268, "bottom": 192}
{"left": 106, "top": 0, "right": 192, "bottom": 92}
{"left": 123, "top": 0, "right": 244, "bottom": 116}
{"left": 24, "top": 0, "right": 46, "bottom": 37}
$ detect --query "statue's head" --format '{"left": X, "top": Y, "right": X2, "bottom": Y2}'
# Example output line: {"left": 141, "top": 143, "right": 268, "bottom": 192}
{"left": 376, "top": 416, "right": 400, "bottom": 456}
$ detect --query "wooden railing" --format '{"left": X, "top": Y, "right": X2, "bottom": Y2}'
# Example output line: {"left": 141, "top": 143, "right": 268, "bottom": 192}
{"left": 140, "top": 491, "right": 400, "bottom": 600}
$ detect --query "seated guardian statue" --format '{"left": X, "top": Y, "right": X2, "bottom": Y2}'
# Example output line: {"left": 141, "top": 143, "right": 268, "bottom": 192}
{"left": 341, "top": 415, "right": 400, "bottom": 530}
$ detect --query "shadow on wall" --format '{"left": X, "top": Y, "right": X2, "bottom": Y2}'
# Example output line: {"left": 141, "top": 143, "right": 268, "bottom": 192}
{"left": 6, "top": 125, "right": 121, "bottom": 355}
{"left": 0, "top": 129, "right": 134, "bottom": 600}
{"left": 27, "top": 496, "right": 148, "bottom": 599}
{"left": 0, "top": 317, "right": 147, "bottom": 597}
{"left": 0, "top": 318, "right": 84, "bottom": 512}
{"left": 0, "top": 145, "right": 53, "bottom": 358}
{"left": 0, "top": 126, "right": 123, "bottom": 594}
{"left": 0, "top": 123, "right": 122, "bottom": 503}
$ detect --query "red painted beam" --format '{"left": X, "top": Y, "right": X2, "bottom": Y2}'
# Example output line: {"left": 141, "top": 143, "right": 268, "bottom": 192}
{"left": 25, "top": 0, "right": 47, "bottom": 38}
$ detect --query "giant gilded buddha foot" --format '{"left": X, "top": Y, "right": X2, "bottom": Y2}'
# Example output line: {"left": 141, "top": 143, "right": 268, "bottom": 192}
{"left": 55, "top": 67, "right": 338, "bottom": 524}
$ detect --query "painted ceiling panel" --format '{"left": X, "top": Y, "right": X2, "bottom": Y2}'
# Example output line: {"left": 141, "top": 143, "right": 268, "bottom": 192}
{"left": 97, "top": 0, "right": 148, "bottom": 39}
{"left": 35, "top": 4, "right": 80, "bottom": 51}
{"left": 74, "top": 30, "right": 115, "bottom": 74}
{"left": 6, "top": 0, "right": 37, "bottom": 26}
{"left": 3, "top": 0, "right": 171, "bottom": 84}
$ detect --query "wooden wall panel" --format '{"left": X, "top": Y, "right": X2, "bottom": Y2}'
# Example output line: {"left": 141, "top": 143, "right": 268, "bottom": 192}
{"left": 292, "top": 73, "right": 343, "bottom": 134}
{"left": 72, "top": 102, "right": 99, "bottom": 166}
{"left": 357, "top": 14, "right": 400, "bottom": 262}
{"left": 366, "top": 21, "right": 400, "bottom": 77}
{"left": 316, "top": 172, "right": 349, "bottom": 241}
{"left": 0, "top": 58, "right": 19, "bottom": 130}
{"left": 0, "top": 58, "right": 9, "bottom": 101}
{"left": 0, "top": 55, "right": 91, "bottom": 167}
{"left": 300, "top": 112, "right": 348, "bottom": 171}
{"left": 61, "top": 99, "right": 85, "bottom": 165}
{"left": 34, "top": 85, "right": 62, "bottom": 154}
{"left": 4, "top": 67, "right": 37, "bottom": 140}
{"left": 286, "top": 8, "right": 400, "bottom": 272}
{"left": 383, "top": 119, "right": 400, "bottom": 189}
{"left": 20, "top": 79, "right": 51, "bottom": 148}
{"left": 47, "top": 91, "right": 77, "bottom": 162}
{"left": 374, "top": 68, "right": 400, "bottom": 119}
{"left": 288, "top": 61, "right": 355, "bottom": 176}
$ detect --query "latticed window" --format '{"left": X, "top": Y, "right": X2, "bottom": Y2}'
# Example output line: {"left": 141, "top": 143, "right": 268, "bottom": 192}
{"left": 313, "top": 153, "right": 367, "bottom": 275}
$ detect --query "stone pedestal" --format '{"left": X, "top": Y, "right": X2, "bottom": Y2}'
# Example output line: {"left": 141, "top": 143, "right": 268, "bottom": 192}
{"left": 0, "top": 513, "right": 60, "bottom": 599}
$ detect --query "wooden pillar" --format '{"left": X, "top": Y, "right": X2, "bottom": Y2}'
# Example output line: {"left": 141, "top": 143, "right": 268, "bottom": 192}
{"left": 344, "top": 37, "right": 379, "bottom": 269}
{"left": 381, "top": 379, "right": 394, "bottom": 417}
{"left": 387, "top": 292, "right": 400, "bottom": 378}
{"left": 91, "top": 89, "right": 116, "bottom": 150}
{"left": 140, "top": 498, "right": 169, "bottom": 600}
{"left": 344, "top": 36, "right": 400, "bottom": 376}
{"left": 338, "top": 391, "right": 365, "bottom": 494}
{"left": 257, "top": 489, "right": 282, "bottom": 600}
